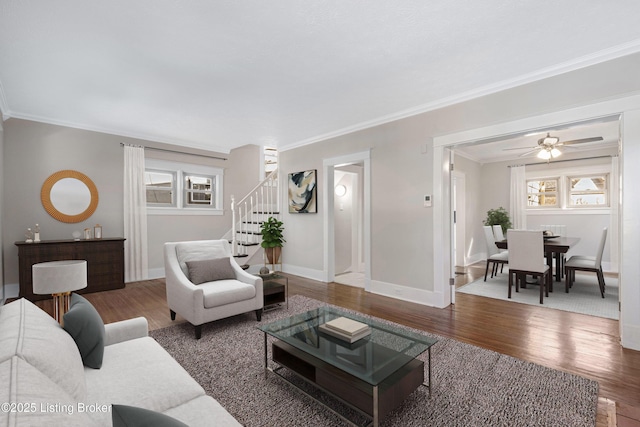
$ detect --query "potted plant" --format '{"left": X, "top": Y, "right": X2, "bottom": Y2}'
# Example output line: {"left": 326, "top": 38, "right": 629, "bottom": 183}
{"left": 483, "top": 207, "right": 512, "bottom": 234}
{"left": 260, "top": 216, "right": 285, "bottom": 264}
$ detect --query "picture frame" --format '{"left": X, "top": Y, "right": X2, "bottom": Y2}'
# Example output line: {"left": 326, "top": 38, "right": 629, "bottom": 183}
{"left": 288, "top": 169, "right": 317, "bottom": 213}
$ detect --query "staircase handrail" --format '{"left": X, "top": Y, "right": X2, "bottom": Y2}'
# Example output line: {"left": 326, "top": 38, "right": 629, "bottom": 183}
{"left": 230, "top": 168, "right": 279, "bottom": 256}
{"left": 235, "top": 168, "right": 278, "bottom": 207}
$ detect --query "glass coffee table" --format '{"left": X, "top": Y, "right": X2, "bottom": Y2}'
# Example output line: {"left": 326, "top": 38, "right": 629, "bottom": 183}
{"left": 259, "top": 306, "right": 437, "bottom": 427}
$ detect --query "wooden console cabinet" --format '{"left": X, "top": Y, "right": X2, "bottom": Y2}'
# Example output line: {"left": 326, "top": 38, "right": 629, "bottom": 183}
{"left": 15, "top": 238, "right": 125, "bottom": 301}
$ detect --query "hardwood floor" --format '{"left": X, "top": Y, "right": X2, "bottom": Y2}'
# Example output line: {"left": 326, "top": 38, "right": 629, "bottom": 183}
{"left": 32, "top": 268, "right": 640, "bottom": 427}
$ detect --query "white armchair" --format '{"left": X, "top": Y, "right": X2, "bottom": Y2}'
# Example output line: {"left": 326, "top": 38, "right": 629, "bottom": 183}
{"left": 164, "top": 239, "right": 263, "bottom": 339}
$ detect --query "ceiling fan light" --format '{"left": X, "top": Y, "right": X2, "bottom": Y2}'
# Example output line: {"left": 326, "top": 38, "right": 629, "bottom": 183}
{"left": 537, "top": 149, "right": 552, "bottom": 160}
{"left": 550, "top": 148, "right": 562, "bottom": 158}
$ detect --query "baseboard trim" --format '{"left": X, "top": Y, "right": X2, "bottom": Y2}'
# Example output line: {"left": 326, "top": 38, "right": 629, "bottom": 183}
{"left": 368, "top": 279, "right": 444, "bottom": 308}
{"left": 3, "top": 283, "right": 19, "bottom": 300}
{"left": 621, "top": 322, "right": 640, "bottom": 351}
{"left": 147, "top": 268, "right": 165, "bottom": 280}
{"left": 281, "top": 264, "right": 325, "bottom": 282}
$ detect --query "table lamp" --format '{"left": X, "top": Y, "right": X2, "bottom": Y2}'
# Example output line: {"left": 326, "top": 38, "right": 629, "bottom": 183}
{"left": 32, "top": 260, "right": 88, "bottom": 325}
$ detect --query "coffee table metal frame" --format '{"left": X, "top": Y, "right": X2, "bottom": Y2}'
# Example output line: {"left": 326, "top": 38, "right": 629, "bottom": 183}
{"left": 259, "top": 307, "right": 436, "bottom": 427}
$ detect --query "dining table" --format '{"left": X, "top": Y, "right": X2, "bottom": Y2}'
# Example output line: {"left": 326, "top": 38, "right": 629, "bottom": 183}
{"left": 495, "top": 236, "right": 581, "bottom": 283}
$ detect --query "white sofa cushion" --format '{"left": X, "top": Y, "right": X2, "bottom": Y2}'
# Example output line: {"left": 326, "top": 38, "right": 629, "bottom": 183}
{"left": 175, "top": 240, "right": 231, "bottom": 277}
{"left": 0, "top": 357, "right": 97, "bottom": 427}
{"left": 0, "top": 299, "right": 87, "bottom": 402}
{"left": 84, "top": 336, "right": 206, "bottom": 426}
{"left": 200, "top": 280, "right": 257, "bottom": 308}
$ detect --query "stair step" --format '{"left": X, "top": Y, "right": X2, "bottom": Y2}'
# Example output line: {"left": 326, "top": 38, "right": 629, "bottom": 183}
{"left": 236, "top": 231, "right": 261, "bottom": 235}
{"left": 253, "top": 211, "right": 280, "bottom": 215}
{"left": 237, "top": 242, "right": 259, "bottom": 247}
{"left": 234, "top": 254, "right": 248, "bottom": 258}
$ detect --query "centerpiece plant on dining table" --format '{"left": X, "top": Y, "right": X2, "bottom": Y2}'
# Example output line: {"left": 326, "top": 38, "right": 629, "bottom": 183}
{"left": 484, "top": 207, "right": 512, "bottom": 235}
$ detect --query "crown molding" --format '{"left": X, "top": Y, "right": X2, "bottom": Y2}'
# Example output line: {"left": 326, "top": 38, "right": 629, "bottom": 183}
{"left": 4, "top": 111, "right": 233, "bottom": 154}
{"left": 280, "top": 39, "right": 640, "bottom": 152}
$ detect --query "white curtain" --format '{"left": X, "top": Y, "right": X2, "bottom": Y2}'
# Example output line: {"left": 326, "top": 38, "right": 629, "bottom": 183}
{"left": 509, "top": 165, "right": 527, "bottom": 230}
{"left": 123, "top": 145, "right": 148, "bottom": 282}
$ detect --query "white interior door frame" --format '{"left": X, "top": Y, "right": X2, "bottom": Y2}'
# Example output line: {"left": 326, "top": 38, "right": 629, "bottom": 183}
{"left": 323, "top": 150, "right": 371, "bottom": 289}
{"left": 432, "top": 93, "right": 640, "bottom": 350}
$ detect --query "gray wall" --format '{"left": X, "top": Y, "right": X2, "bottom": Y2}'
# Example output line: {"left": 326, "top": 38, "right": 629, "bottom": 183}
{"left": 279, "top": 52, "right": 640, "bottom": 300}
{"left": 0, "top": 119, "right": 3, "bottom": 301}
{"left": 2, "top": 118, "right": 261, "bottom": 293}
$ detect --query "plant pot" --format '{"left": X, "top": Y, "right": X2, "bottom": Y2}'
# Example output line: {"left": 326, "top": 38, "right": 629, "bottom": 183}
{"left": 265, "top": 247, "right": 282, "bottom": 264}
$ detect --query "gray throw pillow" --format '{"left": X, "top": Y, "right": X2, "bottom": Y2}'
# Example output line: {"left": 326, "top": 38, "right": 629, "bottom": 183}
{"left": 63, "top": 293, "right": 106, "bottom": 369}
{"left": 186, "top": 257, "right": 236, "bottom": 285}
{"left": 112, "top": 404, "right": 188, "bottom": 427}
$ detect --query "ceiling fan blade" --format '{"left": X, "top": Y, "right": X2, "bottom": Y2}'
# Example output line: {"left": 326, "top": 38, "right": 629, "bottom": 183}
{"left": 559, "top": 136, "right": 603, "bottom": 146}
{"left": 503, "top": 146, "right": 537, "bottom": 151}
{"left": 519, "top": 148, "right": 540, "bottom": 157}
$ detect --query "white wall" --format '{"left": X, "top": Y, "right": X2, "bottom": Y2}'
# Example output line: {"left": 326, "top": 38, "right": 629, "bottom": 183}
{"left": 333, "top": 171, "right": 353, "bottom": 274}
{"left": 452, "top": 154, "right": 484, "bottom": 266}
{"left": 0, "top": 119, "right": 3, "bottom": 301}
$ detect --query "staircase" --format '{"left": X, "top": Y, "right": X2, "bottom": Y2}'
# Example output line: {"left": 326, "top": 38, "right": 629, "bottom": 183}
{"left": 224, "top": 169, "right": 281, "bottom": 269}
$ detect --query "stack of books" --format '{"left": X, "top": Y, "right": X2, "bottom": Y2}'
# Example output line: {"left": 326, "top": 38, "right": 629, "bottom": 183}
{"left": 318, "top": 316, "right": 371, "bottom": 343}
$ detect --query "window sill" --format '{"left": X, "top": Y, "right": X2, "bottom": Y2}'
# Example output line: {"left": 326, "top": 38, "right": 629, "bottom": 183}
{"left": 147, "top": 207, "right": 224, "bottom": 216}
{"left": 526, "top": 207, "right": 611, "bottom": 215}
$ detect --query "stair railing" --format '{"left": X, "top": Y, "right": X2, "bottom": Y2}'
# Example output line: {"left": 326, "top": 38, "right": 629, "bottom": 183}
{"left": 230, "top": 168, "right": 280, "bottom": 256}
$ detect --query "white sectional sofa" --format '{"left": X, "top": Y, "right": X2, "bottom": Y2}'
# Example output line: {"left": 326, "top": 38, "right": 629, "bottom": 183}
{"left": 0, "top": 297, "right": 241, "bottom": 427}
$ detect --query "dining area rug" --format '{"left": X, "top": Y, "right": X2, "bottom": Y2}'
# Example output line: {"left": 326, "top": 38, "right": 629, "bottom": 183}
{"left": 458, "top": 271, "right": 619, "bottom": 319}
{"left": 150, "top": 295, "right": 598, "bottom": 427}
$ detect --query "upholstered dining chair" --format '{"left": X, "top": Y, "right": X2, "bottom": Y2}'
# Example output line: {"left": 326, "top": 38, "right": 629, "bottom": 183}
{"left": 491, "top": 225, "right": 507, "bottom": 253}
{"left": 507, "top": 230, "right": 551, "bottom": 304}
{"left": 483, "top": 226, "right": 508, "bottom": 281}
{"left": 564, "top": 227, "right": 607, "bottom": 298}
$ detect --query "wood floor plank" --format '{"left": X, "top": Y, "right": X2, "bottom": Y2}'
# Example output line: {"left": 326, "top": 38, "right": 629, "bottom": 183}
{"left": 30, "top": 268, "right": 640, "bottom": 427}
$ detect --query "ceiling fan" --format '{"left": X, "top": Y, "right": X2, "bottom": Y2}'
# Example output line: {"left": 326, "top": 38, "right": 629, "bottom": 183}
{"left": 504, "top": 133, "right": 603, "bottom": 160}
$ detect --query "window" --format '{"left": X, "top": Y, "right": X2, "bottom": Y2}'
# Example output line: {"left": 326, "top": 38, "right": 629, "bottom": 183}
{"left": 145, "top": 170, "right": 176, "bottom": 207}
{"left": 568, "top": 175, "right": 608, "bottom": 207}
{"left": 525, "top": 165, "right": 611, "bottom": 211}
{"left": 145, "top": 159, "right": 223, "bottom": 215}
{"left": 527, "top": 179, "right": 559, "bottom": 208}
{"left": 184, "top": 174, "right": 214, "bottom": 207}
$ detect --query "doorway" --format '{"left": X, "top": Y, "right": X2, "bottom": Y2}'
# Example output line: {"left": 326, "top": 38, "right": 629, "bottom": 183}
{"left": 333, "top": 164, "right": 365, "bottom": 287}
{"left": 322, "top": 150, "right": 371, "bottom": 289}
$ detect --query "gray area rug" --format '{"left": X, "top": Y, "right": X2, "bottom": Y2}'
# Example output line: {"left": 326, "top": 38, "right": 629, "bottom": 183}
{"left": 458, "top": 271, "right": 619, "bottom": 319}
{"left": 150, "top": 296, "right": 598, "bottom": 427}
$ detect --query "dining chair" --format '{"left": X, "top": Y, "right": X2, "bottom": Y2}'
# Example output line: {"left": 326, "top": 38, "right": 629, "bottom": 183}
{"left": 564, "top": 227, "right": 607, "bottom": 297}
{"left": 483, "top": 226, "right": 508, "bottom": 281}
{"left": 507, "top": 230, "right": 551, "bottom": 304}
{"left": 491, "top": 225, "right": 507, "bottom": 253}
{"left": 541, "top": 224, "right": 568, "bottom": 278}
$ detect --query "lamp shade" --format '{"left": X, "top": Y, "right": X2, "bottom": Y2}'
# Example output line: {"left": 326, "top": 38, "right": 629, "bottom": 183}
{"left": 32, "top": 260, "right": 88, "bottom": 295}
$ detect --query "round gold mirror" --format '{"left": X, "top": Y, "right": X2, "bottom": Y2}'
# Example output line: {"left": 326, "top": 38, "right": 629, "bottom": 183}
{"left": 41, "top": 170, "right": 99, "bottom": 223}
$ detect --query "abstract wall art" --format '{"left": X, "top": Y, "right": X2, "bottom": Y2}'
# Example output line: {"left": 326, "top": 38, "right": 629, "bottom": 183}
{"left": 288, "top": 169, "right": 317, "bottom": 213}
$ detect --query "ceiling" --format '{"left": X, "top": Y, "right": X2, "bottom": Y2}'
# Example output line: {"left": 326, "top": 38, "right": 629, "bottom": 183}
{"left": 453, "top": 116, "right": 621, "bottom": 164}
{"left": 1, "top": 1, "right": 640, "bottom": 154}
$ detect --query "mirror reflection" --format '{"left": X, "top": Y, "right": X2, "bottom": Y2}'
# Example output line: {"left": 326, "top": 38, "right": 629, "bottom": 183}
{"left": 50, "top": 178, "right": 92, "bottom": 215}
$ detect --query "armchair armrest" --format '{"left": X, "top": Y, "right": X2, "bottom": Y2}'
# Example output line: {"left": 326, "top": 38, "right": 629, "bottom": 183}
{"left": 104, "top": 317, "right": 148, "bottom": 346}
